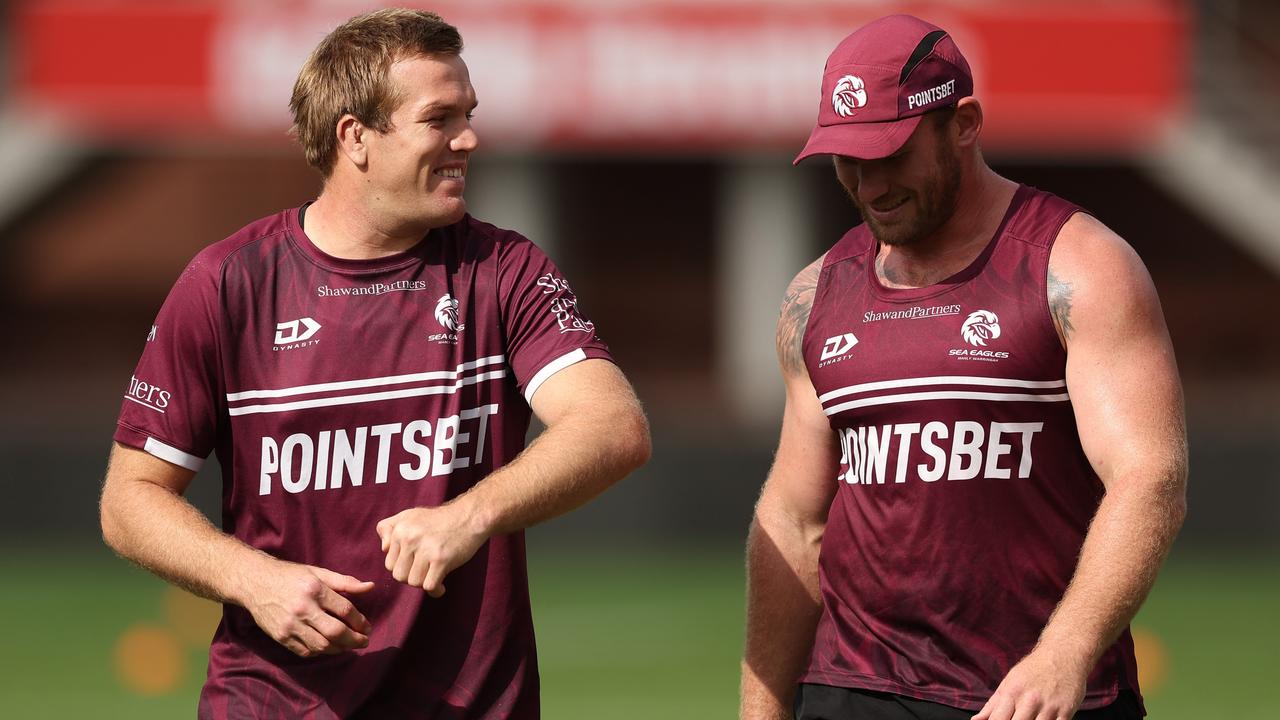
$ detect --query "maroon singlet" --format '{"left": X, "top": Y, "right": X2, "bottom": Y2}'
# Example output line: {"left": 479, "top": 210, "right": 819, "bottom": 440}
{"left": 115, "top": 207, "right": 612, "bottom": 719}
{"left": 800, "top": 185, "right": 1142, "bottom": 712}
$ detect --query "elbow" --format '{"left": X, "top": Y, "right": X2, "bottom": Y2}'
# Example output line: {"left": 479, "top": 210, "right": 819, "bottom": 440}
{"left": 1148, "top": 459, "right": 1188, "bottom": 541}
{"left": 1169, "top": 476, "right": 1189, "bottom": 534}
{"left": 1167, "top": 456, "right": 1189, "bottom": 532}
{"left": 616, "top": 407, "right": 652, "bottom": 472}
{"left": 99, "top": 485, "right": 125, "bottom": 555}
{"left": 99, "top": 472, "right": 144, "bottom": 558}
{"left": 596, "top": 402, "right": 650, "bottom": 474}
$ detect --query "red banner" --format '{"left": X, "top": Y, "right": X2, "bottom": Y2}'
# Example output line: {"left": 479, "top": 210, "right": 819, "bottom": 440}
{"left": 11, "top": 0, "right": 1188, "bottom": 153}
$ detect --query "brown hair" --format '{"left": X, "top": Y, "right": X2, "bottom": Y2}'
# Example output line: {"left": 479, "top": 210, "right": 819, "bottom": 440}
{"left": 289, "top": 8, "right": 463, "bottom": 176}
{"left": 926, "top": 103, "right": 958, "bottom": 135}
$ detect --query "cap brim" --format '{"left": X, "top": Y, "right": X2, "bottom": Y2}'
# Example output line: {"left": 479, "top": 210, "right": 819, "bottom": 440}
{"left": 793, "top": 115, "right": 924, "bottom": 165}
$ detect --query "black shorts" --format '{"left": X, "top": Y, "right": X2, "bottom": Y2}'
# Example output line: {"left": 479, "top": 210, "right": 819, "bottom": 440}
{"left": 795, "top": 684, "right": 1143, "bottom": 720}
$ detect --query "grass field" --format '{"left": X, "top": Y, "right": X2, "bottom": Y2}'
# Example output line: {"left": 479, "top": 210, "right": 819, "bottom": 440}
{"left": 1, "top": 544, "right": 1275, "bottom": 718}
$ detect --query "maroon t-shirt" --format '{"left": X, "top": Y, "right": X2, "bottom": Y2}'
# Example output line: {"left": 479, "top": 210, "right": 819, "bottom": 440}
{"left": 114, "top": 207, "right": 611, "bottom": 719}
{"left": 800, "top": 185, "right": 1142, "bottom": 712}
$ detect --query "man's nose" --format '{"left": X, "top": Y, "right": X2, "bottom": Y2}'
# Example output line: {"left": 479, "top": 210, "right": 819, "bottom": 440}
{"left": 452, "top": 124, "right": 479, "bottom": 153}
{"left": 855, "top": 161, "right": 890, "bottom": 204}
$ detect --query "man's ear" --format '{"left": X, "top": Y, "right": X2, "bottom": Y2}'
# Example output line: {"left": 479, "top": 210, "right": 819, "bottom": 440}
{"left": 953, "top": 97, "right": 983, "bottom": 149}
{"left": 335, "top": 114, "right": 368, "bottom": 168}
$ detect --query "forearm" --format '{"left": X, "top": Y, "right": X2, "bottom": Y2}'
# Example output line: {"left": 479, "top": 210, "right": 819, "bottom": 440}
{"left": 741, "top": 508, "right": 824, "bottom": 720}
{"left": 456, "top": 403, "right": 650, "bottom": 537}
{"left": 1036, "top": 468, "right": 1187, "bottom": 668}
{"left": 101, "top": 475, "right": 271, "bottom": 606}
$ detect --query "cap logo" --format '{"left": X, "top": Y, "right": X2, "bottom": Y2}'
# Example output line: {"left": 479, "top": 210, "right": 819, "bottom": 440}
{"left": 832, "top": 75, "right": 868, "bottom": 117}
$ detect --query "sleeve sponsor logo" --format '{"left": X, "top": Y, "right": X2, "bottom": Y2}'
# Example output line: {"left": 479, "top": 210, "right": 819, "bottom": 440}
{"left": 273, "top": 317, "right": 322, "bottom": 351}
{"left": 536, "top": 273, "right": 595, "bottom": 334}
{"left": 125, "top": 375, "right": 171, "bottom": 413}
{"left": 257, "top": 404, "right": 500, "bottom": 496}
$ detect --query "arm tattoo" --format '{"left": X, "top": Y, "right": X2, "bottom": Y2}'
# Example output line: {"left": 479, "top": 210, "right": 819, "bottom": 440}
{"left": 1047, "top": 269, "right": 1075, "bottom": 341}
{"left": 777, "top": 257, "right": 824, "bottom": 376}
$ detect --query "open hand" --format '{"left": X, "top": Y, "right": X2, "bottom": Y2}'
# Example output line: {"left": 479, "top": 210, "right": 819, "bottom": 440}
{"left": 973, "top": 646, "right": 1088, "bottom": 720}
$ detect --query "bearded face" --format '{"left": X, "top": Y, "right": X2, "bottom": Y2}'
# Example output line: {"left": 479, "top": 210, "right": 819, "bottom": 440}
{"left": 834, "top": 112, "right": 963, "bottom": 248}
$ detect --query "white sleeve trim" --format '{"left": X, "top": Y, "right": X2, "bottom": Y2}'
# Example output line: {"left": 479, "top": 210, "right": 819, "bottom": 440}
{"left": 144, "top": 437, "right": 205, "bottom": 472}
{"left": 523, "top": 348, "right": 588, "bottom": 404}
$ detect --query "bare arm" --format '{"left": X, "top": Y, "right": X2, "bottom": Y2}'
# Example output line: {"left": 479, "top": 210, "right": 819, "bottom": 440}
{"left": 376, "top": 358, "right": 651, "bottom": 595}
{"left": 100, "top": 444, "right": 374, "bottom": 656}
{"left": 975, "top": 214, "right": 1188, "bottom": 720}
{"left": 741, "top": 256, "right": 840, "bottom": 720}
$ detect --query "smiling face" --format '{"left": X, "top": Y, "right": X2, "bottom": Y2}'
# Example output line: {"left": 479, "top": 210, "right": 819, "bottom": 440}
{"left": 361, "top": 53, "right": 479, "bottom": 230}
{"left": 833, "top": 110, "right": 962, "bottom": 247}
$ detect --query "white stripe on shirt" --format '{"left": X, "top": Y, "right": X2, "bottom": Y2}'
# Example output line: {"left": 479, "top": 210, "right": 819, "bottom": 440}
{"left": 144, "top": 437, "right": 205, "bottom": 472}
{"left": 226, "top": 355, "right": 507, "bottom": 401}
{"left": 823, "top": 390, "right": 1071, "bottom": 417}
{"left": 227, "top": 369, "right": 508, "bottom": 416}
{"left": 818, "top": 375, "right": 1066, "bottom": 404}
{"left": 524, "top": 349, "right": 589, "bottom": 404}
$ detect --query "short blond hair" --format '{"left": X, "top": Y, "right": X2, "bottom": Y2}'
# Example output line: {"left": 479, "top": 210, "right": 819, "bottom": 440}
{"left": 289, "top": 8, "right": 463, "bottom": 176}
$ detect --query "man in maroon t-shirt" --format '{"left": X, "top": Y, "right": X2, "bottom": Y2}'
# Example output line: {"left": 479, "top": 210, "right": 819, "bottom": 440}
{"left": 741, "top": 15, "right": 1186, "bottom": 720}
{"left": 100, "top": 9, "right": 650, "bottom": 719}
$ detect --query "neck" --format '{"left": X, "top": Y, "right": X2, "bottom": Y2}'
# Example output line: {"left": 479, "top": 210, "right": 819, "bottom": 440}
{"left": 877, "top": 164, "right": 1017, "bottom": 288}
{"left": 303, "top": 179, "right": 430, "bottom": 260}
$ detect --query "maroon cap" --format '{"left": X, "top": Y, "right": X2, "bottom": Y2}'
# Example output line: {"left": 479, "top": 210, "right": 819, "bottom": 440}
{"left": 795, "top": 15, "right": 973, "bottom": 163}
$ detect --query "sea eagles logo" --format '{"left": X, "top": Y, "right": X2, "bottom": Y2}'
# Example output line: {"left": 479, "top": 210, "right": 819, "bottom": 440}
{"left": 434, "top": 293, "right": 464, "bottom": 332}
{"left": 961, "top": 310, "right": 1001, "bottom": 347}
{"left": 832, "top": 75, "right": 868, "bottom": 117}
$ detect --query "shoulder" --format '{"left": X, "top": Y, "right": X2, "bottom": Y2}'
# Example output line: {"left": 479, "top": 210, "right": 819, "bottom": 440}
{"left": 1050, "top": 212, "right": 1151, "bottom": 288}
{"left": 452, "top": 214, "right": 533, "bottom": 254}
{"left": 448, "top": 214, "right": 560, "bottom": 278}
{"left": 1052, "top": 211, "right": 1140, "bottom": 261}
{"left": 1048, "top": 212, "right": 1159, "bottom": 345}
{"left": 825, "top": 224, "right": 875, "bottom": 266}
{"left": 777, "top": 253, "right": 828, "bottom": 376}
{"left": 783, "top": 253, "right": 827, "bottom": 300}
{"left": 175, "top": 209, "right": 294, "bottom": 295}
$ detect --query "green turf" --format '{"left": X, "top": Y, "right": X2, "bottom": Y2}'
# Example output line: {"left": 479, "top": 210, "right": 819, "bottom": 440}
{"left": 0, "top": 544, "right": 1274, "bottom": 718}
{"left": 1130, "top": 551, "right": 1280, "bottom": 718}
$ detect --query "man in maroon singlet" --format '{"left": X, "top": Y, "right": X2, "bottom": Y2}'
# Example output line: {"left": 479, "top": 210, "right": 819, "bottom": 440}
{"left": 741, "top": 15, "right": 1186, "bottom": 720}
{"left": 100, "top": 9, "right": 650, "bottom": 719}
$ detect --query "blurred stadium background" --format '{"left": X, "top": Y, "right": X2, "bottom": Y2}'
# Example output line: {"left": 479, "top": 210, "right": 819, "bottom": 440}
{"left": 2, "top": 0, "right": 1277, "bottom": 716}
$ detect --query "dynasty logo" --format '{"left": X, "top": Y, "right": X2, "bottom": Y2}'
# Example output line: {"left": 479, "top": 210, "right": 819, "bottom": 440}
{"left": 273, "top": 317, "right": 321, "bottom": 351}
{"left": 819, "top": 333, "right": 859, "bottom": 367}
